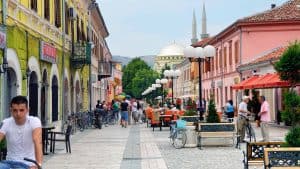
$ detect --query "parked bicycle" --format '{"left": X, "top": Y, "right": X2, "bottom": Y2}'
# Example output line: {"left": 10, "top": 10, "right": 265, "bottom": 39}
{"left": 245, "top": 118, "right": 256, "bottom": 142}
{"left": 169, "top": 120, "right": 187, "bottom": 149}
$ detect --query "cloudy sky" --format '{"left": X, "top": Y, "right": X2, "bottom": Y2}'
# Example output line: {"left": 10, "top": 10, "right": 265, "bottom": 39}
{"left": 98, "top": 0, "right": 287, "bottom": 57}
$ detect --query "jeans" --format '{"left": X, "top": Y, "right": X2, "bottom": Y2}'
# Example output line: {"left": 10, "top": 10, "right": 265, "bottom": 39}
{"left": 0, "top": 160, "right": 30, "bottom": 169}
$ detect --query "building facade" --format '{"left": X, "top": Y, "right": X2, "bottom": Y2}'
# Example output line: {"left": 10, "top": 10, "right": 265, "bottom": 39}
{"left": 153, "top": 43, "right": 185, "bottom": 74}
{"left": 0, "top": 0, "right": 111, "bottom": 127}
{"left": 195, "top": 0, "right": 300, "bottom": 120}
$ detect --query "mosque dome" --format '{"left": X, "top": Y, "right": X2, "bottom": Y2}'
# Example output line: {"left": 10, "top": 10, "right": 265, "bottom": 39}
{"left": 157, "top": 43, "right": 184, "bottom": 56}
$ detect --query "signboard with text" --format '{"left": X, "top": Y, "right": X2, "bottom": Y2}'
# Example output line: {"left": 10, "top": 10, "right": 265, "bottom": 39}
{"left": 40, "top": 41, "right": 57, "bottom": 63}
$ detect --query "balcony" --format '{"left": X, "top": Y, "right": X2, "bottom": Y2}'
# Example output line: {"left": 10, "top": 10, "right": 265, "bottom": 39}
{"left": 70, "top": 42, "right": 91, "bottom": 69}
{"left": 98, "top": 61, "right": 112, "bottom": 80}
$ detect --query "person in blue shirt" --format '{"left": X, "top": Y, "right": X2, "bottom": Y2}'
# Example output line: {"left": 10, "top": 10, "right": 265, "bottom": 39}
{"left": 225, "top": 100, "right": 234, "bottom": 122}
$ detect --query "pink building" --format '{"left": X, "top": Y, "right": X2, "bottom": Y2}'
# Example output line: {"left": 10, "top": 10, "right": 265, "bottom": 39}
{"left": 194, "top": 0, "right": 300, "bottom": 116}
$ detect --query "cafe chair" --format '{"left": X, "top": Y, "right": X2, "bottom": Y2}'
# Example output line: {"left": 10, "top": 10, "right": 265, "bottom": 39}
{"left": 49, "top": 125, "right": 72, "bottom": 153}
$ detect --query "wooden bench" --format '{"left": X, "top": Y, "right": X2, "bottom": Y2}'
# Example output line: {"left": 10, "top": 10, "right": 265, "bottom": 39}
{"left": 264, "top": 147, "right": 300, "bottom": 169}
{"left": 197, "top": 123, "right": 236, "bottom": 149}
{"left": 243, "top": 141, "right": 284, "bottom": 169}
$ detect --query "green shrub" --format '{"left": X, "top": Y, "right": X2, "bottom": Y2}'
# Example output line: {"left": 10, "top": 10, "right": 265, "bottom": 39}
{"left": 206, "top": 98, "right": 220, "bottom": 123}
{"left": 184, "top": 109, "right": 197, "bottom": 116}
{"left": 281, "top": 91, "right": 300, "bottom": 126}
{"left": 284, "top": 127, "right": 300, "bottom": 147}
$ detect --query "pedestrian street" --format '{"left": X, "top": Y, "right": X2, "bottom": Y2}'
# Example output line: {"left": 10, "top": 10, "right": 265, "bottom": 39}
{"left": 43, "top": 123, "right": 289, "bottom": 169}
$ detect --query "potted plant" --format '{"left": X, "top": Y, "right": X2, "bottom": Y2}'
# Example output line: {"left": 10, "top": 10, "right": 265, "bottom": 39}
{"left": 0, "top": 139, "right": 7, "bottom": 160}
{"left": 206, "top": 98, "right": 220, "bottom": 123}
{"left": 181, "top": 98, "right": 198, "bottom": 124}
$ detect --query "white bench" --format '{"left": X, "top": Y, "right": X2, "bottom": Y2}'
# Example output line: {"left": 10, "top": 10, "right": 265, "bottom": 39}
{"left": 197, "top": 123, "right": 236, "bottom": 148}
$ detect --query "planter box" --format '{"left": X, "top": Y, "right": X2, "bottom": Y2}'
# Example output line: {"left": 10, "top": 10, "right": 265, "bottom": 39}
{"left": 180, "top": 116, "right": 198, "bottom": 125}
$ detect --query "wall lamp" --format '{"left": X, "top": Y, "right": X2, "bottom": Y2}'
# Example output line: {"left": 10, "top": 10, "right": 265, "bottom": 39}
{"left": 0, "top": 57, "right": 8, "bottom": 74}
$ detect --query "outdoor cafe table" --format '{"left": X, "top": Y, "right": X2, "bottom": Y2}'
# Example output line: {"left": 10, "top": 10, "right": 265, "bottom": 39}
{"left": 159, "top": 114, "right": 173, "bottom": 128}
{"left": 42, "top": 124, "right": 55, "bottom": 155}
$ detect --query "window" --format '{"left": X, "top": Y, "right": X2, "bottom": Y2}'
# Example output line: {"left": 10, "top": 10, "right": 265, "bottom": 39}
{"left": 215, "top": 48, "right": 218, "bottom": 71}
{"left": 81, "top": 21, "right": 86, "bottom": 41}
{"left": 31, "top": 0, "right": 37, "bottom": 12}
{"left": 218, "top": 49, "right": 222, "bottom": 68}
{"left": 54, "top": 0, "right": 61, "bottom": 28}
{"left": 229, "top": 41, "right": 232, "bottom": 65}
{"left": 76, "top": 16, "right": 81, "bottom": 42}
{"left": 65, "top": 3, "right": 69, "bottom": 34}
{"left": 44, "top": 0, "right": 50, "bottom": 20}
{"left": 234, "top": 41, "right": 240, "bottom": 64}
{"left": 224, "top": 47, "right": 227, "bottom": 67}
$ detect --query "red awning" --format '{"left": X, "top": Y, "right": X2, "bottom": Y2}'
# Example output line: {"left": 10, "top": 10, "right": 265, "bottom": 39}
{"left": 232, "top": 73, "right": 293, "bottom": 90}
{"left": 231, "top": 76, "right": 259, "bottom": 90}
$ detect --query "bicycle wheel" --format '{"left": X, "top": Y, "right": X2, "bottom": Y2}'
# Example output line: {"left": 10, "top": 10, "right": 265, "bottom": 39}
{"left": 173, "top": 129, "right": 187, "bottom": 149}
{"left": 249, "top": 126, "right": 256, "bottom": 142}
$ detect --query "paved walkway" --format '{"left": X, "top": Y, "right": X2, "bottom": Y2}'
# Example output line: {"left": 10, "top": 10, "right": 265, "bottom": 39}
{"left": 43, "top": 123, "right": 289, "bottom": 169}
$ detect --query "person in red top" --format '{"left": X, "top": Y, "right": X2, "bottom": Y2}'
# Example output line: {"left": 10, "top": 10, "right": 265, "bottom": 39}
{"left": 258, "top": 96, "right": 271, "bottom": 141}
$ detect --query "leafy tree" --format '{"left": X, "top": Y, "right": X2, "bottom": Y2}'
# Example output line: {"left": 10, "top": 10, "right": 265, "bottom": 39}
{"left": 274, "top": 42, "right": 300, "bottom": 147}
{"left": 281, "top": 91, "right": 300, "bottom": 126}
{"left": 122, "top": 58, "right": 150, "bottom": 96}
{"left": 160, "top": 63, "right": 171, "bottom": 78}
{"left": 274, "top": 41, "right": 300, "bottom": 86}
{"left": 206, "top": 98, "right": 220, "bottom": 123}
{"left": 131, "top": 69, "right": 160, "bottom": 98}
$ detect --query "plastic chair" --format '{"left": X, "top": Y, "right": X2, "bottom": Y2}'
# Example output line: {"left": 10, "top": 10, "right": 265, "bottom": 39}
{"left": 49, "top": 125, "right": 72, "bottom": 153}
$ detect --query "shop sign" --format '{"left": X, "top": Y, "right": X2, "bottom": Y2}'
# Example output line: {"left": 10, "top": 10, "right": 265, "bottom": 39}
{"left": 0, "top": 31, "right": 6, "bottom": 49}
{"left": 40, "top": 41, "right": 57, "bottom": 63}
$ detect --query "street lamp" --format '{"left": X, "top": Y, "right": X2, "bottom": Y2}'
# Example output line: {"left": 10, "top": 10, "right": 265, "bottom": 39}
{"left": 184, "top": 45, "right": 215, "bottom": 121}
{"left": 163, "top": 69, "right": 181, "bottom": 105}
{"left": 156, "top": 78, "right": 168, "bottom": 105}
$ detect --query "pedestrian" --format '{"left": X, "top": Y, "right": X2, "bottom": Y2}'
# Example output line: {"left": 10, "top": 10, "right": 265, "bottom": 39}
{"left": 258, "top": 95, "right": 271, "bottom": 142}
{"left": 0, "top": 95, "right": 43, "bottom": 169}
{"left": 225, "top": 100, "right": 234, "bottom": 122}
{"left": 131, "top": 99, "right": 138, "bottom": 124}
{"left": 112, "top": 99, "right": 120, "bottom": 123}
{"left": 237, "top": 95, "right": 251, "bottom": 142}
{"left": 120, "top": 98, "right": 129, "bottom": 128}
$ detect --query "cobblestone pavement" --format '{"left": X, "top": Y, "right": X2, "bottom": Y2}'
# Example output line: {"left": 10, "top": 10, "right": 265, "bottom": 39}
{"left": 42, "top": 122, "right": 289, "bottom": 169}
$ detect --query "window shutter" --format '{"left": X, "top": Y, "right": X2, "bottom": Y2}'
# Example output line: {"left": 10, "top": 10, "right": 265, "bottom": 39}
{"left": 55, "top": 0, "right": 61, "bottom": 28}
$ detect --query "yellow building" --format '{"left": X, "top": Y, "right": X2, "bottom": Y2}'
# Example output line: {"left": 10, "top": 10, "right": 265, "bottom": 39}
{"left": 0, "top": 0, "right": 111, "bottom": 126}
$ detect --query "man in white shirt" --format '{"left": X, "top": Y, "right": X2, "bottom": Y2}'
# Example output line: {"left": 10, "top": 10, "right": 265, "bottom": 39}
{"left": 237, "top": 96, "right": 251, "bottom": 142}
{"left": 0, "top": 96, "right": 43, "bottom": 169}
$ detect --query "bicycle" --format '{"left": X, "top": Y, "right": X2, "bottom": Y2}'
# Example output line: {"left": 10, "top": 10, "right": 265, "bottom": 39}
{"left": 169, "top": 121, "right": 187, "bottom": 149}
{"left": 24, "top": 158, "right": 42, "bottom": 169}
{"left": 245, "top": 118, "right": 256, "bottom": 142}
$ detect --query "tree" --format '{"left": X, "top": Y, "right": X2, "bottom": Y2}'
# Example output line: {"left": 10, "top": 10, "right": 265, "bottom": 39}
{"left": 122, "top": 58, "right": 150, "bottom": 96}
{"left": 206, "top": 98, "right": 220, "bottom": 123}
{"left": 131, "top": 69, "right": 159, "bottom": 98}
{"left": 274, "top": 41, "right": 300, "bottom": 86}
{"left": 274, "top": 41, "right": 300, "bottom": 146}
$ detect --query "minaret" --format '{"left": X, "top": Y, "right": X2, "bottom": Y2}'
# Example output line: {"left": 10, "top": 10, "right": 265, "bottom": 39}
{"left": 201, "top": 2, "right": 209, "bottom": 39}
{"left": 191, "top": 9, "right": 198, "bottom": 44}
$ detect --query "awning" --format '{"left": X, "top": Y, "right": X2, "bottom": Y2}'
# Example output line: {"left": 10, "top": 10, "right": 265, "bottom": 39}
{"left": 232, "top": 73, "right": 293, "bottom": 90}
{"left": 231, "top": 76, "right": 259, "bottom": 90}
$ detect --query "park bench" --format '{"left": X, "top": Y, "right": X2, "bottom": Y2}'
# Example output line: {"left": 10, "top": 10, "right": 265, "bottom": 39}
{"left": 197, "top": 123, "right": 236, "bottom": 149}
{"left": 264, "top": 147, "right": 300, "bottom": 169}
{"left": 243, "top": 141, "right": 284, "bottom": 169}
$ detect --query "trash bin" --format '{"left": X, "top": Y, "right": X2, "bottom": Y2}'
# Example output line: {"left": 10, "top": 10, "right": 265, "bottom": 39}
{"left": 184, "top": 125, "right": 197, "bottom": 148}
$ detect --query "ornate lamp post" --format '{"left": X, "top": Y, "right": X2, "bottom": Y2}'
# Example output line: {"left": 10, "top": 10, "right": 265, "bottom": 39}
{"left": 155, "top": 78, "right": 168, "bottom": 105}
{"left": 163, "top": 69, "right": 181, "bottom": 105}
{"left": 184, "top": 45, "right": 215, "bottom": 121}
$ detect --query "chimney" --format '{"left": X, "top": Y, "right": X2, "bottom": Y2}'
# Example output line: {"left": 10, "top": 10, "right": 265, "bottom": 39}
{"left": 271, "top": 4, "right": 276, "bottom": 9}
